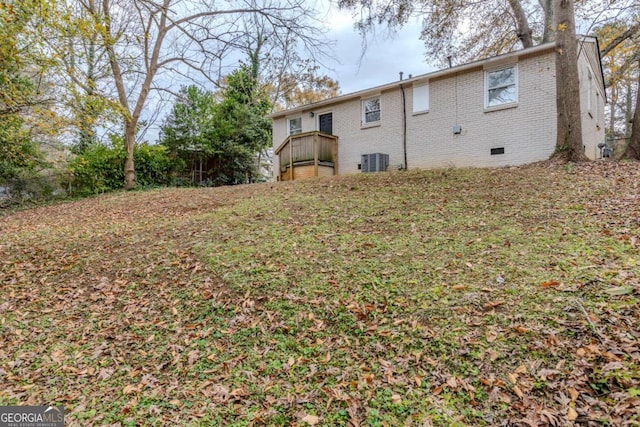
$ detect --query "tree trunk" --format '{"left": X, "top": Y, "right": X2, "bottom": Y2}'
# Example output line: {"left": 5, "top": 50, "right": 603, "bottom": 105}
{"left": 508, "top": 0, "right": 534, "bottom": 48}
{"left": 623, "top": 60, "right": 640, "bottom": 159}
{"left": 124, "top": 121, "right": 136, "bottom": 189}
{"left": 553, "top": 0, "right": 587, "bottom": 161}
{"left": 541, "top": 0, "right": 555, "bottom": 43}
{"left": 609, "top": 84, "right": 616, "bottom": 134}
{"left": 624, "top": 81, "right": 633, "bottom": 138}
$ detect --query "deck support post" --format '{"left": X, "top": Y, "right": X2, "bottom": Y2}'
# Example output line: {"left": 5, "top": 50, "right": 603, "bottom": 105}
{"left": 288, "top": 136, "right": 293, "bottom": 181}
{"left": 333, "top": 137, "right": 339, "bottom": 176}
{"left": 313, "top": 133, "right": 319, "bottom": 177}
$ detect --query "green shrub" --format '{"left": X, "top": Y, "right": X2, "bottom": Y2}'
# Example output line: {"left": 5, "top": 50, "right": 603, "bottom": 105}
{"left": 66, "top": 138, "right": 178, "bottom": 196}
{"left": 66, "top": 143, "right": 124, "bottom": 196}
{"left": 132, "top": 143, "right": 177, "bottom": 188}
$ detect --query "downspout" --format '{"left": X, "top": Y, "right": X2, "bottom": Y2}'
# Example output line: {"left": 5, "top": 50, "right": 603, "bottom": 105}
{"left": 400, "top": 83, "right": 408, "bottom": 170}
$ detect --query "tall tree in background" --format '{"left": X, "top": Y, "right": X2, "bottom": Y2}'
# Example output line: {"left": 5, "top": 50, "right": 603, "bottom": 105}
{"left": 45, "top": 0, "right": 117, "bottom": 152}
{"left": 82, "top": 0, "right": 324, "bottom": 189}
{"left": 339, "top": 0, "right": 635, "bottom": 65}
{"left": 269, "top": 67, "right": 340, "bottom": 111}
{"left": 0, "top": 0, "right": 53, "bottom": 182}
{"left": 160, "top": 64, "right": 272, "bottom": 185}
{"left": 624, "top": 59, "right": 640, "bottom": 159}
{"left": 595, "top": 17, "right": 640, "bottom": 159}
{"left": 232, "top": 9, "right": 337, "bottom": 111}
{"left": 553, "top": 0, "right": 586, "bottom": 161}
{"left": 338, "top": 0, "right": 555, "bottom": 67}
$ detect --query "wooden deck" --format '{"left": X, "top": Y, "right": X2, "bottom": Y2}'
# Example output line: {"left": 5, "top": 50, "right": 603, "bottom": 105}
{"left": 274, "top": 132, "right": 338, "bottom": 181}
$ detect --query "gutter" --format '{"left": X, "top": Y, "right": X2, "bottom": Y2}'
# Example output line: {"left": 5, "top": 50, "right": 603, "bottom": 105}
{"left": 400, "top": 83, "right": 407, "bottom": 170}
{"left": 268, "top": 41, "right": 556, "bottom": 119}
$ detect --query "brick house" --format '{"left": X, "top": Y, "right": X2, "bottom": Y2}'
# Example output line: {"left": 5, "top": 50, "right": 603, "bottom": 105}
{"left": 269, "top": 36, "right": 606, "bottom": 181}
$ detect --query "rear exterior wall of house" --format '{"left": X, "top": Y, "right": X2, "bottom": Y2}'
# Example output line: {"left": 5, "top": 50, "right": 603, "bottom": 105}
{"left": 271, "top": 44, "right": 604, "bottom": 178}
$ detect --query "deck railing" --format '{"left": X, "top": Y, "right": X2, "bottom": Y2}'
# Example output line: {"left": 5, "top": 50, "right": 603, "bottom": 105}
{"left": 275, "top": 131, "right": 338, "bottom": 180}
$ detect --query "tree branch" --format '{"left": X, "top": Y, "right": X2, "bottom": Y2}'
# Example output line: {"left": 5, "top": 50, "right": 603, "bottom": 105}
{"left": 600, "top": 22, "right": 640, "bottom": 57}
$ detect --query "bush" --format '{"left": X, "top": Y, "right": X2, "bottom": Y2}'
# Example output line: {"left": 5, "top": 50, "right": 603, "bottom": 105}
{"left": 133, "top": 143, "right": 178, "bottom": 188}
{"left": 65, "top": 143, "right": 124, "bottom": 196}
{"left": 66, "top": 139, "right": 178, "bottom": 196}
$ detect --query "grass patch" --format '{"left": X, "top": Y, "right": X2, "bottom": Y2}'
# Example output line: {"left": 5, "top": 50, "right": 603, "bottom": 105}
{"left": 1, "top": 163, "right": 639, "bottom": 425}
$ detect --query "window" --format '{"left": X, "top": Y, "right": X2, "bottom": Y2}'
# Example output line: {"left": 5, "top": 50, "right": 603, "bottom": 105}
{"left": 413, "top": 83, "right": 429, "bottom": 113}
{"left": 288, "top": 117, "right": 302, "bottom": 135}
{"left": 485, "top": 65, "right": 517, "bottom": 108}
{"left": 362, "top": 97, "right": 381, "bottom": 124}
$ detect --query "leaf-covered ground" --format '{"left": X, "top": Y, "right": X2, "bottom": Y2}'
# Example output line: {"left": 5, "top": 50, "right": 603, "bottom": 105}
{"left": 1, "top": 162, "right": 639, "bottom": 426}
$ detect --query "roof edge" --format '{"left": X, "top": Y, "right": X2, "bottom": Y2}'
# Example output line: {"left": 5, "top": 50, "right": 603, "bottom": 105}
{"left": 269, "top": 41, "right": 556, "bottom": 119}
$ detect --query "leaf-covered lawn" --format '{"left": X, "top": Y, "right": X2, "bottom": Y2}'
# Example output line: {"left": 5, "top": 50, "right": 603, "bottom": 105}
{"left": 1, "top": 162, "right": 639, "bottom": 426}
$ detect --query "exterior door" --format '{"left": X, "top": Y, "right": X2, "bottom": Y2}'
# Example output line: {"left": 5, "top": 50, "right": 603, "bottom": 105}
{"left": 318, "top": 113, "right": 333, "bottom": 135}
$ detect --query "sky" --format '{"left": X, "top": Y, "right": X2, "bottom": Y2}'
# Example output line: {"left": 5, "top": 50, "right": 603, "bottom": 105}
{"left": 142, "top": 4, "right": 433, "bottom": 143}
{"left": 321, "top": 4, "right": 436, "bottom": 95}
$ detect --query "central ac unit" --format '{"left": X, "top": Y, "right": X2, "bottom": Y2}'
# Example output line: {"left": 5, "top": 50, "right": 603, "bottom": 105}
{"left": 361, "top": 153, "right": 389, "bottom": 173}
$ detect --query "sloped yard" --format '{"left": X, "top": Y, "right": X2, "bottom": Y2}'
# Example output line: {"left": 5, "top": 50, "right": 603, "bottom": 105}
{"left": 1, "top": 162, "right": 638, "bottom": 426}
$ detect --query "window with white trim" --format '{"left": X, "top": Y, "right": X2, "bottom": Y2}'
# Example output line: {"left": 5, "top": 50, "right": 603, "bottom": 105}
{"left": 485, "top": 65, "right": 518, "bottom": 108}
{"left": 362, "top": 97, "right": 381, "bottom": 124}
{"left": 413, "top": 83, "right": 429, "bottom": 113}
{"left": 288, "top": 117, "right": 302, "bottom": 135}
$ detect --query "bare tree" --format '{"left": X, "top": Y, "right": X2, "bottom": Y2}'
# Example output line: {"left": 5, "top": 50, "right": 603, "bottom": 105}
{"left": 81, "top": 0, "right": 326, "bottom": 189}
{"left": 553, "top": 0, "right": 587, "bottom": 161}
{"left": 623, "top": 58, "right": 640, "bottom": 159}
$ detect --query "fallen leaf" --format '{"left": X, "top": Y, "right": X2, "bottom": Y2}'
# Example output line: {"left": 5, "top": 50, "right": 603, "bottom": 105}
{"left": 604, "top": 286, "right": 633, "bottom": 296}
{"left": 484, "top": 300, "right": 505, "bottom": 309}
{"left": 301, "top": 414, "right": 320, "bottom": 425}
{"left": 446, "top": 376, "right": 458, "bottom": 389}
{"left": 568, "top": 387, "right": 579, "bottom": 402}
{"left": 122, "top": 384, "right": 139, "bottom": 395}
{"left": 567, "top": 405, "right": 578, "bottom": 421}
{"left": 541, "top": 280, "right": 560, "bottom": 288}
{"left": 512, "top": 385, "right": 524, "bottom": 399}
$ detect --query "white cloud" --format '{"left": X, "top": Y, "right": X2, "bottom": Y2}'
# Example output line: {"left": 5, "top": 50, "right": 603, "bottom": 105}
{"left": 321, "top": 5, "right": 435, "bottom": 94}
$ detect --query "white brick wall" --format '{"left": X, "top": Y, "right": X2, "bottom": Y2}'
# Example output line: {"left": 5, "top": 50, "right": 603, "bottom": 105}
{"left": 405, "top": 53, "right": 557, "bottom": 168}
{"left": 271, "top": 46, "right": 604, "bottom": 177}
{"left": 577, "top": 41, "right": 606, "bottom": 160}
